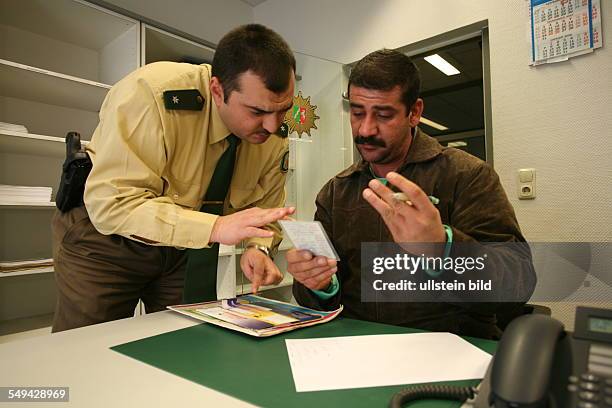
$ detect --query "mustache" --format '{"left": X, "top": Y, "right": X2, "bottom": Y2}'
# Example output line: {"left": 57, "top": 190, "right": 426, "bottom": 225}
{"left": 354, "top": 136, "right": 386, "bottom": 147}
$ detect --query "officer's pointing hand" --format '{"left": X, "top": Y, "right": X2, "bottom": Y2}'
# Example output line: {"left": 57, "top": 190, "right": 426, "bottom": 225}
{"left": 240, "top": 248, "right": 283, "bottom": 294}
{"left": 209, "top": 207, "right": 295, "bottom": 245}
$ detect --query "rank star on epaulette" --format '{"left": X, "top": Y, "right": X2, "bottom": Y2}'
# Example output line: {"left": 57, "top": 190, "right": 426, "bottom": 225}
{"left": 163, "top": 90, "right": 205, "bottom": 110}
{"left": 276, "top": 122, "right": 289, "bottom": 138}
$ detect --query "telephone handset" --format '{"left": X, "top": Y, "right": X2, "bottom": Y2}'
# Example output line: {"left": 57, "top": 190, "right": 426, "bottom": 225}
{"left": 390, "top": 306, "right": 612, "bottom": 408}
{"left": 471, "top": 314, "right": 570, "bottom": 408}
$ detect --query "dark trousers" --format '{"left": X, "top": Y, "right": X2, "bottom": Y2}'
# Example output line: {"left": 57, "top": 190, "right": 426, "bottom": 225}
{"left": 51, "top": 207, "right": 186, "bottom": 332}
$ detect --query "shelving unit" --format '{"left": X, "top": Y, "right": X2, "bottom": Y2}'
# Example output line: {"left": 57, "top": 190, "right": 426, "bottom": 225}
{"left": 0, "top": 130, "right": 88, "bottom": 157}
{"left": 0, "top": 60, "right": 112, "bottom": 112}
{"left": 0, "top": 0, "right": 139, "bottom": 85}
{"left": 0, "top": 203, "right": 56, "bottom": 209}
{"left": 0, "top": 267, "right": 54, "bottom": 279}
{"left": 0, "top": 0, "right": 139, "bottom": 334}
{"left": 0, "top": 1, "right": 304, "bottom": 337}
{"left": 142, "top": 24, "right": 215, "bottom": 65}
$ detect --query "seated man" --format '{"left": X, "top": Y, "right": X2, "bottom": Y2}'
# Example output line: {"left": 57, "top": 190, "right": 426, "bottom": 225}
{"left": 286, "top": 49, "right": 535, "bottom": 339}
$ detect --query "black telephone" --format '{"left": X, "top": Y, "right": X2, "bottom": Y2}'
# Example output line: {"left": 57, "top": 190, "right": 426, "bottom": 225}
{"left": 390, "top": 306, "right": 612, "bottom": 408}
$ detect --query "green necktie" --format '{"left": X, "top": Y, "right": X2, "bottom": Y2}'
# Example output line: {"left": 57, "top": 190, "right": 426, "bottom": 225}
{"left": 183, "top": 135, "right": 239, "bottom": 303}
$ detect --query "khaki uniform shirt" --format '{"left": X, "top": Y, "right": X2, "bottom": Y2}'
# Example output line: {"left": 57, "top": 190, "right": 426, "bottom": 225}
{"left": 84, "top": 62, "right": 288, "bottom": 250}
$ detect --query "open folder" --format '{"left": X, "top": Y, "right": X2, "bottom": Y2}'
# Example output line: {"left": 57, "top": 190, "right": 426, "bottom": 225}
{"left": 168, "top": 295, "right": 343, "bottom": 337}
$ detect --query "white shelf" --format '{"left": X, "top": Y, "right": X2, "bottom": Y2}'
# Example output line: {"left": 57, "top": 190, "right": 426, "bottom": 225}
{"left": 236, "top": 274, "right": 294, "bottom": 295}
{"left": 0, "top": 202, "right": 56, "bottom": 209}
{"left": 0, "top": 59, "right": 111, "bottom": 112}
{"left": 0, "top": 0, "right": 138, "bottom": 52}
{"left": 0, "top": 0, "right": 139, "bottom": 85}
{"left": 0, "top": 266, "right": 54, "bottom": 278}
{"left": 143, "top": 24, "right": 215, "bottom": 65}
{"left": 0, "top": 130, "right": 91, "bottom": 157}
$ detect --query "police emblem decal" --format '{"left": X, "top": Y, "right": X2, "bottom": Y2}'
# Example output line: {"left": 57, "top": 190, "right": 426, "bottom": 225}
{"left": 284, "top": 91, "right": 320, "bottom": 138}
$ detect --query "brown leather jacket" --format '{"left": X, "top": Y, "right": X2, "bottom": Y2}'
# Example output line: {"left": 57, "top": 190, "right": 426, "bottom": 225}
{"left": 293, "top": 129, "right": 536, "bottom": 339}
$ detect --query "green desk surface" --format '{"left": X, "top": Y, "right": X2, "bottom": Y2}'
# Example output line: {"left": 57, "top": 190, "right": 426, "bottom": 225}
{"left": 111, "top": 317, "right": 496, "bottom": 408}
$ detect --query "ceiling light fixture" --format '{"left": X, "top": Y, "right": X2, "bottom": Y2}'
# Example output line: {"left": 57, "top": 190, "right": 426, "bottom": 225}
{"left": 424, "top": 54, "right": 460, "bottom": 76}
{"left": 419, "top": 116, "right": 449, "bottom": 131}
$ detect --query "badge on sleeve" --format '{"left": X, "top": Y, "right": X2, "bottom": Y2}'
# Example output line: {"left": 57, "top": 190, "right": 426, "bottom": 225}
{"left": 163, "top": 89, "right": 205, "bottom": 110}
{"left": 280, "top": 150, "right": 290, "bottom": 173}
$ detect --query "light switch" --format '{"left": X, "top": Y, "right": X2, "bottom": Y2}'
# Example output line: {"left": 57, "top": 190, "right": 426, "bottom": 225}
{"left": 518, "top": 168, "right": 536, "bottom": 199}
{"left": 519, "top": 169, "right": 534, "bottom": 183}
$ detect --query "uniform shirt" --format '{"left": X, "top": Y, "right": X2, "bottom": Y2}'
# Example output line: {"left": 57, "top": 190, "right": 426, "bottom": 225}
{"left": 84, "top": 62, "right": 288, "bottom": 250}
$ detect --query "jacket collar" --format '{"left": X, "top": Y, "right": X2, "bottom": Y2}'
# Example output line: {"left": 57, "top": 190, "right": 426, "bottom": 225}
{"left": 337, "top": 127, "right": 443, "bottom": 178}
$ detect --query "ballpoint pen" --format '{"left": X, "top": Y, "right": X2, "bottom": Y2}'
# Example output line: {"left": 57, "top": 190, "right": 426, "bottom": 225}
{"left": 391, "top": 192, "right": 439, "bottom": 207}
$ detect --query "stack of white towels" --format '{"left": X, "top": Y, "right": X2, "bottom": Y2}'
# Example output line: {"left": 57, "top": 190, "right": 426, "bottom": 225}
{"left": 0, "top": 184, "right": 52, "bottom": 205}
{"left": 0, "top": 121, "right": 28, "bottom": 134}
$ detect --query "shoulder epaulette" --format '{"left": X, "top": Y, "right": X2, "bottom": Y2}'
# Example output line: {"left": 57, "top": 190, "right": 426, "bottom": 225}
{"left": 163, "top": 89, "right": 204, "bottom": 110}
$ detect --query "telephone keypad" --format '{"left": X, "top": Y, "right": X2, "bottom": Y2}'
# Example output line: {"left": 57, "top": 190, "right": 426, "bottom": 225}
{"left": 581, "top": 382, "right": 600, "bottom": 392}
{"left": 580, "top": 391, "right": 600, "bottom": 402}
{"left": 582, "top": 373, "right": 601, "bottom": 383}
{"left": 568, "top": 371, "right": 612, "bottom": 407}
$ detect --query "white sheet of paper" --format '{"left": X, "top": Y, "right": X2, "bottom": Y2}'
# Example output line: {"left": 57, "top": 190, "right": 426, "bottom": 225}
{"left": 285, "top": 332, "right": 492, "bottom": 392}
{"left": 279, "top": 220, "right": 339, "bottom": 260}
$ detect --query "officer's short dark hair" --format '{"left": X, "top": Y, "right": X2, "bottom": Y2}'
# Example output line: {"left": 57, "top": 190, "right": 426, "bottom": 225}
{"left": 212, "top": 24, "right": 296, "bottom": 102}
{"left": 348, "top": 49, "right": 421, "bottom": 114}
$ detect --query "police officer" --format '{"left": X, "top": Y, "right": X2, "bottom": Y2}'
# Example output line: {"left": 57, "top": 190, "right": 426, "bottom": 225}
{"left": 51, "top": 24, "right": 296, "bottom": 332}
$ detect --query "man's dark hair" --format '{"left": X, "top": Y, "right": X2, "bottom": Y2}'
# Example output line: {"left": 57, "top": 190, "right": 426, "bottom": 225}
{"left": 348, "top": 49, "right": 421, "bottom": 114}
{"left": 212, "top": 24, "right": 296, "bottom": 102}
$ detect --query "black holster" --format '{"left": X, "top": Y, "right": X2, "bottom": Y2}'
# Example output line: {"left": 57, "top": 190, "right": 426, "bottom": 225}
{"left": 56, "top": 132, "right": 92, "bottom": 212}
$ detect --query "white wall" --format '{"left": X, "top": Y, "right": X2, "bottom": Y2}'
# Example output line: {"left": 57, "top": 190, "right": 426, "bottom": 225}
{"left": 292, "top": 53, "right": 347, "bottom": 222}
{"left": 103, "top": 0, "right": 253, "bottom": 44}
{"left": 255, "top": 1, "right": 612, "bottom": 327}
{"left": 255, "top": 0, "right": 612, "bottom": 242}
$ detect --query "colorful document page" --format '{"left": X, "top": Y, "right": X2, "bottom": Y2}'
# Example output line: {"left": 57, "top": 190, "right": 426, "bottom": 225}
{"left": 285, "top": 332, "right": 492, "bottom": 392}
{"left": 168, "top": 295, "right": 342, "bottom": 337}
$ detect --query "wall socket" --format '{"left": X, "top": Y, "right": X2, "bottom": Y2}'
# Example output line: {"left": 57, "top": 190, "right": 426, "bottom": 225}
{"left": 518, "top": 168, "right": 536, "bottom": 199}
